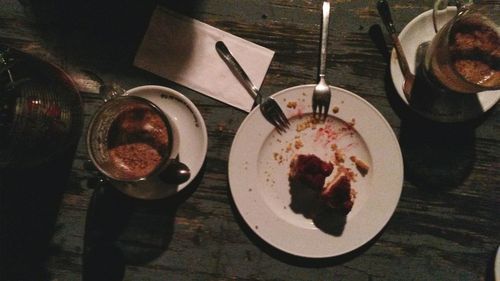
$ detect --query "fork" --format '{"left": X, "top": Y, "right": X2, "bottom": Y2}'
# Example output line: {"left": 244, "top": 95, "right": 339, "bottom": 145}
{"left": 312, "top": 1, "right": 332, "bottom": 120}
{"left": 215, "top": 41, "right": 290, "bottom": 133}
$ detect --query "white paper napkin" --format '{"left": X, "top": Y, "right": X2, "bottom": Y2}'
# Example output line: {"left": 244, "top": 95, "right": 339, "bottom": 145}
{"left": 134, "top": 6, "right": 275, "bottom": 112}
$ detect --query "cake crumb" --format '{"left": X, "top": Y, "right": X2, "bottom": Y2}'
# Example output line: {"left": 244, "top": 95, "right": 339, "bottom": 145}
{"left": 273, "top": 152, "right": 283, "bottom": 163}
{"left": 337, "top": 166, "right": 356, "bottom": 182}
{"left": 217, "top": 122, "right": 226, "bottom": 132}
{"left": 294, "top": 139, "right": 304, "bottom": 149}
{"left": 335, "top": 149, "right": 345, "bottom": 164}
{"left": 287, "top": 101, "right": 298, "bottom": 109}
{"left": 350, "top": 156, "right": 369, "bottom": 176}
{"left": 348, "top": 118, "right": 356, "bottom": 127}
{"left": 296, "top": 116, "right": 319, "bottom": 132}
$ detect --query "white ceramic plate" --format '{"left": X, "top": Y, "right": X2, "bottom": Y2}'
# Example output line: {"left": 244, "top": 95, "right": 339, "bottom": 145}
{"left": 228, "top": 85, "right": 403, "bottom": 258}
{"left": 390, "top": 8, "right": 500, "bottom": 122}
{"left": 123, "top": 85, "right": 208, "bottom": 198}
{"left": 495, "top": 246, "right": 500, "bottom": 281}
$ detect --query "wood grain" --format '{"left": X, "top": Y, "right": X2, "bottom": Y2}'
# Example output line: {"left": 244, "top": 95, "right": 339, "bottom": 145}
{"left": 0, "top": 0, "right": 498, "bottom": 280}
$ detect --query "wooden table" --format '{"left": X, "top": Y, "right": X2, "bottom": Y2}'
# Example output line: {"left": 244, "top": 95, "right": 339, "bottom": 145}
{"left": 1, "top": 1, "right": 498, "bottom": 280}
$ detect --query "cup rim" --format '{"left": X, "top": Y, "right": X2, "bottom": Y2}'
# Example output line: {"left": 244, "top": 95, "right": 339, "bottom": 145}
{"left": 86, "top": 95, "right": 175, "bottom": 182}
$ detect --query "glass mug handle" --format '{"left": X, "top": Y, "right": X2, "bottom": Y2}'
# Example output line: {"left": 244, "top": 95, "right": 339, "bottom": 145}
{"left": 432, "top": 0, "right": 474, "bottom": 33}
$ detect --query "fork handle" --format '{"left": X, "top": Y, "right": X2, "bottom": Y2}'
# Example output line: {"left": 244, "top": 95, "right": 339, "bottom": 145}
{"left": 215, "top": 41, "right": 260, "bottom": 101}
{"left": 319, "top": 1, "right": 331, "bottom": 79}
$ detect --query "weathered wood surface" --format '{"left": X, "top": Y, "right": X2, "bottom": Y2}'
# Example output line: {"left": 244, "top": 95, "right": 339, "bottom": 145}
{"left": 0, "top": 0, "right": 498, "bottom": 280}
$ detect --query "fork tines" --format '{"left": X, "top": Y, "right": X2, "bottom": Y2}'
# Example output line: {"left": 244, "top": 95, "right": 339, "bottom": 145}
{"left": 260, "top": 98, "right": 290, "bottom": 134}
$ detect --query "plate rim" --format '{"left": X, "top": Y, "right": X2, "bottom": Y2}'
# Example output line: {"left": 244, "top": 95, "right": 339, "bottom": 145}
{"left": 495, "top": 246, "right": 500, "bottom": 281}
{"left": 228, "top": 84, "right": 403, "bottom": 258}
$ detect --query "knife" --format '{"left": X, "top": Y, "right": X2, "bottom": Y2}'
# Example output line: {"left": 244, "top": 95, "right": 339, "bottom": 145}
{"left": 377, "top": 0, "right": 415, "bottom": 101}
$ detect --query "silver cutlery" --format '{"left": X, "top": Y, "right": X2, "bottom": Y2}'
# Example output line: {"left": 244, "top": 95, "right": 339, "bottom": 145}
{"left": 377, "top": 0, "right": 415, "bottom": 101}
{"left": 215, "top": 41, "right": 290, "bottom": 133}
{"left": 312, "top": 1, "right": 332, "bottom": 120}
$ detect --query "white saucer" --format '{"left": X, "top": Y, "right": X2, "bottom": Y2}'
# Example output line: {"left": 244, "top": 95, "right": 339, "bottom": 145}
{"left": 114, "top": 85, "right": 208, "bottom": 199}
{"left": 390, "top": 8, "right": 500, "bottom": 122}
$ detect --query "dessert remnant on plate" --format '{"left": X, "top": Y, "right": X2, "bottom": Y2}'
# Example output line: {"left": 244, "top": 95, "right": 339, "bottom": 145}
{"left": 289, "top": 154, "right": 333, "bottom": 190}
{"left": 321, "top": 173, "right": 356, "bottom": 215}
{"left": 350, "top": 156, "right": 370, "bottom": 176}
{"left": 289, "top": 153, "right": 358, "bottom": 216}
{"left": 108, "top": 107, "right": 169, "bottom": 179}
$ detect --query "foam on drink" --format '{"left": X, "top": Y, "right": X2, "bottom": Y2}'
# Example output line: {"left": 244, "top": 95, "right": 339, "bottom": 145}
{"left": 425, "top": 13, "right": 500, "bottom": 93}
{"left": 107, "top": 106, "right": 169, "bottom": 180}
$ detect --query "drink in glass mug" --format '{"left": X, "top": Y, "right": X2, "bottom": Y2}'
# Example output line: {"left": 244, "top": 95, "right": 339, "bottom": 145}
{"left": 107, "top": 104, "right": 170, "bottom": 180}
{"left": 424, "top": 0, "right": 500, "bottom": 93}
{"left": 86, "top": 86, "right": 192, "bottom": 200}
{"left": 87, "top": 95, "right": 177, "bottom": 182}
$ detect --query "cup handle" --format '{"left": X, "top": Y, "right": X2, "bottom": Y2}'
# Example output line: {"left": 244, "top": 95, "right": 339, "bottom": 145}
{"left": 433, "top": 0, "right": 474, "bottom": 33}
{"left": 100, "top": 82, "right": 125, "bottom": 102}
{"left": 433, "top": 0, "right": 450, "bottom": 33}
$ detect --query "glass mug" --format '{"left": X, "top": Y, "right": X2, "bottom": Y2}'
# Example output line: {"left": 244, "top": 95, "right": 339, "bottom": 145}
{"left": 0, "top": 46, "right": 84, "bottom": 168}
{"left": 424, "top": 0, "right": 500, "bottom": 94}
{"left": 87, "top": 88, "right": 190, "bottom": 199}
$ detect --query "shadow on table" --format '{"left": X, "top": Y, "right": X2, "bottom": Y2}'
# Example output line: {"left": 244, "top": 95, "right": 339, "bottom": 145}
{"left": 228, "top": 189, "right": 379, "bottom": 267}
{"left": 398, "top": 116, "right": 480, "bottom": 191}
{"left": 0, "top": 144, "right": 78, "bottom": 281}
{"left": 288, "top": 181, "right": 347, "bottom": 236}
{"left": 82, "top": 162, "right": 205, "bottom": 281}
{"left": 368, "top": 23, "right": 486, "bottom": 192}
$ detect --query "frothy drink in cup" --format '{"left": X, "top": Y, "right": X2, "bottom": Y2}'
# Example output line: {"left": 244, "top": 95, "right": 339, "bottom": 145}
{"left": 87, "top": 95, "right": 177, "bottom": 182}
{"left": 107, "top": 106, "right": 169, "bottom": 180}
{"left": 425, "top": 5, "right": 500, "bottom": 93}
{"left": 86, "top": 87, "right": 194, "bottom": 200}
{"left": 450, "top": 17, "right": 500, "bottom": 87}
